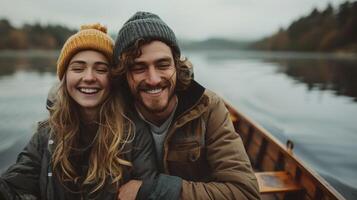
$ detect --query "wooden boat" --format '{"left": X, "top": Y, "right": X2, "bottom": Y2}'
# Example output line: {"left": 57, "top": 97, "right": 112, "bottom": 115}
{"left": 225, "top": 102, "right": 346, "bottom": 200}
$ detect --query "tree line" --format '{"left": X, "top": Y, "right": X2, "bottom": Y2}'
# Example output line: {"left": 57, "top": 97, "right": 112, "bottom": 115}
{"left": 0, "top": 19, "right": 75, "bottom": 50}
{"left": 253, "top": 1, "right": 357, "bottom": 52}
{"left": 1, "top": 1, "right": 356, "bottom": 52}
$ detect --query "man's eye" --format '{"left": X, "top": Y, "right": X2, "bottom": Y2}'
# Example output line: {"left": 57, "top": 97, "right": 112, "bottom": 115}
{"left": 130, "top": 65, "right": 146, "bottom": 73}
{"left": 157, "top": 63, "right": 171, "bottom": 69}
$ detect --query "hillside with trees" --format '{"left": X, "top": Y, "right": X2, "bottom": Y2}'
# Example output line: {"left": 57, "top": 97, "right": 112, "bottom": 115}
{"left": 1, "top": 1, "right": 356, "bottom": 52}
{"left": 253, "top": 1, "right": 357, "bottom": 53}
{"left": 0, "top": 19, "right": 75, "bottom": 50}
{"left": 180, "top": 38, "right": 251, "bottom": 50}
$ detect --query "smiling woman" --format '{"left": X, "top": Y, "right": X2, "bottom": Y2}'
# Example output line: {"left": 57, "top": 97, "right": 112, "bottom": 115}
{"left": 66, "top": 50, "right": 110, "bottom": 121}
{"left": 0, "top": 24, "right": 158, "bottom": 199}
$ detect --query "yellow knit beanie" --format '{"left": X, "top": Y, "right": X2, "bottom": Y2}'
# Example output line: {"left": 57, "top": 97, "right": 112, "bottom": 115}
{"left": 56, "top": 23, "right": 114, "bottom": 80}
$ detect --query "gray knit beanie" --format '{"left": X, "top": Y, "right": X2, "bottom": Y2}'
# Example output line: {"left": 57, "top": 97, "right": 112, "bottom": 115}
{"left": 113, "top": 11, "right": 180, "bottom": 65}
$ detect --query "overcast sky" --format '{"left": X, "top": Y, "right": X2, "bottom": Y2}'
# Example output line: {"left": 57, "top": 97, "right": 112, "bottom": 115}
{"left": 0, "top": 0, "right": 348, "bottom": 40}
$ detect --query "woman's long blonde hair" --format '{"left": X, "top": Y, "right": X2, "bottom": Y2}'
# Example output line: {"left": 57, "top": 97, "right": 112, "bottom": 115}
{"left": 49, "top": 72, "right": 133, "bottom": 193}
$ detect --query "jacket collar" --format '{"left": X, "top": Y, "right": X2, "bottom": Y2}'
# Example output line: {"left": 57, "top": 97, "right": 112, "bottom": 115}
{"left": 174, "top": 80, "right": 206, "bottom": 120}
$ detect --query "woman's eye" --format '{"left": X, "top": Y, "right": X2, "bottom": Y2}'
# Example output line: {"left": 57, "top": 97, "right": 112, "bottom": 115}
{"left": 70, "top": 66, "right": 84, "bottom": 72}
{"left": 96, "top": 67, "right": 108, "bottom": 74}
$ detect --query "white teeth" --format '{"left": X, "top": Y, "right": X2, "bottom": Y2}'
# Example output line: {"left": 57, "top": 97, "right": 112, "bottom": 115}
{"left": 146, "top": 88, "right": 162, "bottom": 94}
{"left": 79, "top": 88, "right": 99, "bottom": 94}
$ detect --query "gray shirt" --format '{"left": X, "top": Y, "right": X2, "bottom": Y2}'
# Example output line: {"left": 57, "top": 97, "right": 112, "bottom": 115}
{"left": 136, "top": 103, "right": 177, "bottom": 170}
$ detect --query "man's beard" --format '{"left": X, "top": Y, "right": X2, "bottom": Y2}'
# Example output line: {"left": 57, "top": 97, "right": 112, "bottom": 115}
{"left": 133, "top": 78, "right": 175, "bottom": 113}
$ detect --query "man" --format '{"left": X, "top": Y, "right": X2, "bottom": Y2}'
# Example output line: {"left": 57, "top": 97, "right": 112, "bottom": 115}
{"left": 114, "top": 11, "right": 260, "bottom": 200}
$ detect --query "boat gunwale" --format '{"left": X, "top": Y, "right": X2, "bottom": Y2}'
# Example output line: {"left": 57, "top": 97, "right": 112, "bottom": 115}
{"left": 224, "top": 100, "right": 346, "bottom": 200}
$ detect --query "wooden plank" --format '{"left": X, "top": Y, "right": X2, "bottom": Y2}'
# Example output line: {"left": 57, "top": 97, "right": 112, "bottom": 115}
{"left": 255, "top": 138, "right": 268, "bottom": 169}
{"left": 266, "top": 143, "right": 280, "bottom": 163}
{"left": 256, "top": 171, "right": 303, "bottom": 194}
{"left": 300, "top": 172, "right": 318, "bottom": 198}
{"left": 248, "top": 141, "right": 260, "bottom": 165}
{"left": 285, "top": 158, "right": 298, "bottom": 179}
{"left": 261, "top": 153, "right": 276, "bottom": 171}
{"left": 238, "top": 120, "right": 250, "bottom": 135}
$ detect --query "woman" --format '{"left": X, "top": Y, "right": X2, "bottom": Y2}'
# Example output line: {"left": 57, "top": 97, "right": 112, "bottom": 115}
{"left": 0, "top": 24, "right": 157, "bottom": 199}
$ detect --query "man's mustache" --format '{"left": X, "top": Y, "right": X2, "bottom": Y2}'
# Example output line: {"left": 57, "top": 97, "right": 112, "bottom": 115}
{"left": 136, "top": 71, "right": 176, "bottom": 91}
{"left": 137, "top": 79, "right": 171, "bottom": 90}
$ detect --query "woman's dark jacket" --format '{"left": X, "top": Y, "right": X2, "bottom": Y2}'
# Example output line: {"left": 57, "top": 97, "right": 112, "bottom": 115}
{"left": 0, "top": 117, "right": 157, "bottom": 200}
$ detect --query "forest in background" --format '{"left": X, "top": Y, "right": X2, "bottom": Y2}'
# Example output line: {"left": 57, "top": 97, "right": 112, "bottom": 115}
{"left": 253, "top": 1, "right": 357, "bottom": 53}
{"left": 0, "top": 1, "right": 356, "bottom": 52}
{"left": 0, "top": 20, "right": 75, "bottom": 49}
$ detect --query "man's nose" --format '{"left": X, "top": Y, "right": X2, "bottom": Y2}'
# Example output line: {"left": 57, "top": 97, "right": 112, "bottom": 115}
{"left": 145, "top": 66, "right": 161, "bottom": 85}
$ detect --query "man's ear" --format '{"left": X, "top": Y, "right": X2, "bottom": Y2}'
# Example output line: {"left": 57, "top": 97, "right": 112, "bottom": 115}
{"left": 178, "top": 56, "right": 194, "bottom": 79}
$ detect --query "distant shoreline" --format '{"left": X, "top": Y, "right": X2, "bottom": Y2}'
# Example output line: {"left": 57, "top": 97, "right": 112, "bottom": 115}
{"left": 0, "top": 49, "right": 60, "bottom": 57}
{"left": 1, "top": 49, "right": 356, "bottom": 61}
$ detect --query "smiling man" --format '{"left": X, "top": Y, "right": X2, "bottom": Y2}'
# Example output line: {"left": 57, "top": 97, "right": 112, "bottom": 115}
{"left": 126, "top": 40, "right": 178, "bottom": 125}
{"left": 114, "top": 11, "right": 260, "bottom": 200}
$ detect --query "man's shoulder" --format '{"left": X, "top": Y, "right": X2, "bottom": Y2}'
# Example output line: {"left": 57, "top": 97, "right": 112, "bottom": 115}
{"left": 203, "top": 89, "right": 224, "bottom": 105}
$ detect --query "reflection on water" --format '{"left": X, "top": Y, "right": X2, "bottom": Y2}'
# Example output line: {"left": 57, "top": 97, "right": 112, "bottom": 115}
{"left": 270, "top": 58, "right": 357, "bottom": 101}
{"left": 195, "top": 49, "right": 357, "bottom": 101}
{"left": 0, "top": 51, "right": 57, "bottom": 77}
{"left": 0, "top": 50, "right": 357, "bottom": 199}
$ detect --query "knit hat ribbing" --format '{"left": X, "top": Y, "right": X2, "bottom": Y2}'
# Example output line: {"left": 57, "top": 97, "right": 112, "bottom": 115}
{"left": 113, "top": 11, "right": 180, "bottom": 65}
{"left": 57, "top": 23, "right": 114, "bottom": 80}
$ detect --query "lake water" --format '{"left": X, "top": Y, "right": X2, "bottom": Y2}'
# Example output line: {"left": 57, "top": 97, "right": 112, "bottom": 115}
{"left": 0, "top": 50, "right": 356, "bottom": 199}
